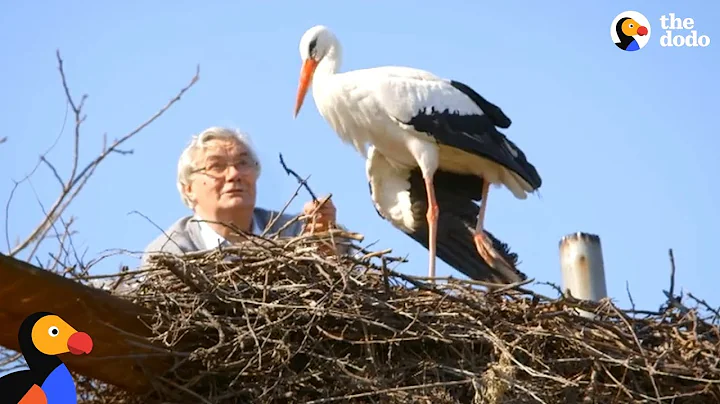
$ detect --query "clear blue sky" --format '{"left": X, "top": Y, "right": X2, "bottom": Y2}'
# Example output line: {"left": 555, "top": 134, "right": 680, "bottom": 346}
{"left": 1, "top": 1, "right": 718, "bottom": 312}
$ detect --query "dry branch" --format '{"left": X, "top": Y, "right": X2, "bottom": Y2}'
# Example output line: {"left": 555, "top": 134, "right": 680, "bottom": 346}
{"left": 4, "top": 50, "right": 200, "bottom": 264}
{"left": 278, "top": 152, "right": 317, "bottom": 202}
{"left": 74, "top": 232, "right": 720, "bottom": 404}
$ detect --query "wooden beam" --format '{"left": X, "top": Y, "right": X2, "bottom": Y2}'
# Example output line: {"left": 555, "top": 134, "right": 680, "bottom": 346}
{"left": 0, "top": 253, "right": 170, "bottom": 393}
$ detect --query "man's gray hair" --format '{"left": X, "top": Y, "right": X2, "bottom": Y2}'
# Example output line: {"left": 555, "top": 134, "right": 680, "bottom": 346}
{"left": 177, "top": 126, "right": 262, "bottom": 209}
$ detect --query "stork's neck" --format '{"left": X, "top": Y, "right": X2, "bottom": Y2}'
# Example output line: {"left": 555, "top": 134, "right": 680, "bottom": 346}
{"left": 314, "top": 45, "right": 341, "bottom": 83}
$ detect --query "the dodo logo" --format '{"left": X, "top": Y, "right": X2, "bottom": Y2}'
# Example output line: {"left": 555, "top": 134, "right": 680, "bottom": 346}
{"left": 611, "top": 11, "right": 651, "bottom": 51}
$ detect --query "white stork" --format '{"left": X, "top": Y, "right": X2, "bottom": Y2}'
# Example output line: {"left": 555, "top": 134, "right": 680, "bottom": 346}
{"left": 292, "top": 25, "right": 542, "bottom": 284}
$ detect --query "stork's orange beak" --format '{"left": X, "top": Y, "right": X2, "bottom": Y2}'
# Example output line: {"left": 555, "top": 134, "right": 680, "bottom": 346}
{"left": 294, "top": 58, "right": 318, "bottom": 118}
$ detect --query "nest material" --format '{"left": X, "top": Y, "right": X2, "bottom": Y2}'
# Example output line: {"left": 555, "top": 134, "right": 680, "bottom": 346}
{"left": 79, "top": 231, "right": 720, "bottom": 403}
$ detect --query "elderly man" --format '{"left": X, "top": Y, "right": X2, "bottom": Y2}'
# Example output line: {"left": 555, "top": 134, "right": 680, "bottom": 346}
{"left": 142, "top": 126, "right": 339, "bottom": 263}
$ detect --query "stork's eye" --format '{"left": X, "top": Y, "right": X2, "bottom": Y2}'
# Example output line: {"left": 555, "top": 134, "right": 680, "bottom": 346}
{"left": 629, "top": 24, "right": 634, "bottom": 28}
{"left": 309, "top": 38, "right": 318, "bottom": 59}
{"left": 48, "top": 326, "right": 59, "bottom": 337}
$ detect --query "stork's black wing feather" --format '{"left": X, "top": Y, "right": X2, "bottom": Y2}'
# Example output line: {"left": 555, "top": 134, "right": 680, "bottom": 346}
{"left": 403, "top": 168, "right": 527, "bottom": 284}
{"left": 448, "top": 80, "right": 512, "bottom": 129}
{"left": 403, "top": 79, "right": 542, "bottom": 190}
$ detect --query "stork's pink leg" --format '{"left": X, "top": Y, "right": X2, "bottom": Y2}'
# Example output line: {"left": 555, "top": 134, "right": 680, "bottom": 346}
{"left": 473, "top": 181, "right": 515, "bottom": 270}
{"left": 424, "top": 175, "right": 439, "bottom": 279}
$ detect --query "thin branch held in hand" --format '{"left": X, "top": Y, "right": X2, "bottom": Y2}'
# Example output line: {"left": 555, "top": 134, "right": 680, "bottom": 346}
{"left": 278, "top": 152, "right": 318, "bottom": 202}
{"left": 626, "top": 280, "right": 636, "bottom": 312}
{"left": 668, "top": 248, "right": 677, "bottom": 298}
{"left": 662, "top": 248, "right": 690, "bottom": 315}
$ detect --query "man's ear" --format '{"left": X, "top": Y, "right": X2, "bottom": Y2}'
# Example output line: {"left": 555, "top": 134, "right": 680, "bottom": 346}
{"left": 184, "top": 182, "right": 195, "bottom": 204}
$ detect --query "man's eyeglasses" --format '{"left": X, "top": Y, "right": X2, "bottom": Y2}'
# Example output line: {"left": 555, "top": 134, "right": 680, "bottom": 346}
{"left": 192, "top": 157, "right": 257, "bottom": 176}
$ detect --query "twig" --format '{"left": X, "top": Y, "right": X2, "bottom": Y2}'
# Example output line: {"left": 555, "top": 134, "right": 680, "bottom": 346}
{"left": 261, "top": 179, "right": 306, "bottom": 236}
{"left": 687, "top": 293, "right": 720, "bottom": 324}
{"left": 626, "top": 280, "right": 636, "bottom": 312}
{"left": 278, "top": 152, "right": 318, "bottom": 202}
{"left": 4, "top": 99, "right": 69, "bottom": 253}
{"left": 669, "top": 248, "right": 677, "bottom": 298}
{"left": 128, "top": 210, "right": 185, "bottom": 256}
{"left": 662, "top": 248, "right": 690, "bottom": 315}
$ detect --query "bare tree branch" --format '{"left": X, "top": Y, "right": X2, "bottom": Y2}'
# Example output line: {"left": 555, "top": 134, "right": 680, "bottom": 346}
{"left": 24, "top": 177, "right": 64, "bottom": 262}
{"left": 48, "top": 216, "right": 76, "bottom": 272}
{"left": 7, "top": 51, "right": 200, "bottom": 259}
{"left": 4, "top": 101, "right": 69, "bottom": 252}
{"left": 40, "top": 156, "right": 65, "bottom": 187}
{"left": 57, "top": 49, "right": 88, "bottom": 189}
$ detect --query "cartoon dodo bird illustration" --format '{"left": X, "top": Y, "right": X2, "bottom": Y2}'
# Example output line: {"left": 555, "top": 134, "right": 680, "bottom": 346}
{"left": 0, "top": 312, "right": 93, "bottom": 404}
{"left": 615, "top": 17, "right": 649, "bottom": 51}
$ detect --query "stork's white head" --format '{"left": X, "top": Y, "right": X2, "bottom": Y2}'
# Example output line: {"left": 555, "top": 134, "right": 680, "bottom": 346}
{"left": 298, "top": 25, "right": 336, "bottom": 62}
{"left": 294, "top": 25, "right": 339, "bottom": 118}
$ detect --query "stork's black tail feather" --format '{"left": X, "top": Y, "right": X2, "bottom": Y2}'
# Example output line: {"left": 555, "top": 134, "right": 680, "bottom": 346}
{"left": 404, "top": 169, "right": 528, "bottom": 284}
{"left": 484, "top": 230, "right": 521, "bottom": 270}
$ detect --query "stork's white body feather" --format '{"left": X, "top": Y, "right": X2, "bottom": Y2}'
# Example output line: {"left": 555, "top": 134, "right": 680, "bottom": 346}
{"left": 365, "top": 145, "right": 415, "bottom": 233}
{"left": 311, "top": 65, "right": 533, "bottom": 201}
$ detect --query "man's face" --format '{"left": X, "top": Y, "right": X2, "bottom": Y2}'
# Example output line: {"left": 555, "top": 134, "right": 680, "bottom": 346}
{"left": 185, "top": 139, "right": 258, "bottom": 217}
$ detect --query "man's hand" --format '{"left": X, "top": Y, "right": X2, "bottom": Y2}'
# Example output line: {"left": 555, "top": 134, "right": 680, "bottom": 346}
{"left": 302, "top": 195, "right": 337, "bottom": 234}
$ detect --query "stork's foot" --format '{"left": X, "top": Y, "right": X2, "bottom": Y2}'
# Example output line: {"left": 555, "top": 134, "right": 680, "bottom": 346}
{"left": 473, "top": 231, "right": 517, "bottom": 272}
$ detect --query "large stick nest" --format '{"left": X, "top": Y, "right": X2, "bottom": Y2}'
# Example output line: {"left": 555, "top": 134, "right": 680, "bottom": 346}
{"left": 78, "top": 231, "right": 720, "bottom": 403}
